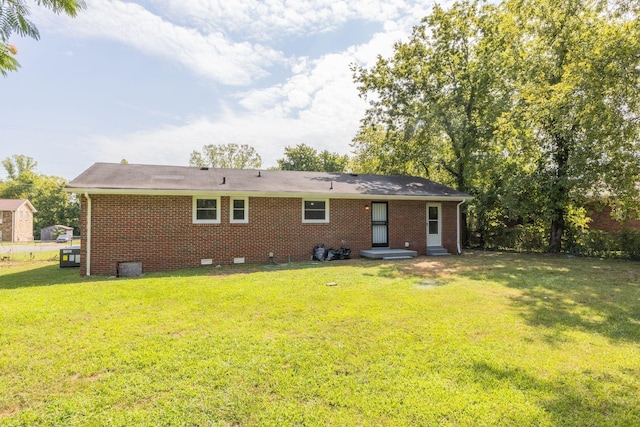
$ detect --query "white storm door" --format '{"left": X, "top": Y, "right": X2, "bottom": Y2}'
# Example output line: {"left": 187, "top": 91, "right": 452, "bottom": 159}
{"left": 427, "top": 203, "right": 442, "bottom": 247}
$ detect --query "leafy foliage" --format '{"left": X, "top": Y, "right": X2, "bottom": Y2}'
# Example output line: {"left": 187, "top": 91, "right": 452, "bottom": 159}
{"left": 1, "top": 153, "right": 36, "bottom": 179}
{"left": 189, "top": 143, "right": 263, "bottom": 169}
{"left": 0, "top": 154, "right": 79, "bottom": 237}
{"left": 0, "top": 0, "right": 86, "bottom": 75}
{"left": 565, "top": 229, "right": 640, "bottom": 260}
{"left": 276, "top": 143, "right": 349, "bottom": 172}
{"left": 496, "top": 0, "right": 640, "bottom": 251}
{"left": 352, "top": 0, "right": 509, "bottom": 193}
{"left": 353, "top": 0, "right": 640, "bottom": 252}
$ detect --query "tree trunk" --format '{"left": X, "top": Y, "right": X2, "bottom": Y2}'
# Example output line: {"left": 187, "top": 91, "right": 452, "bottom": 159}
{"left": 549, "top": 209, "right": 565, "bottom": 253}
{"left": 547, "top": 128, "right": 571, "bottom": 253}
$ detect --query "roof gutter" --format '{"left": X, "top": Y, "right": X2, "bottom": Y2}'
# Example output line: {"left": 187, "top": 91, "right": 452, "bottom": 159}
{"left": 457, "top": 199, "right": 466, "bottom": 255}
{"left": 84, "top": 192, "right": 92, "bottom": 276}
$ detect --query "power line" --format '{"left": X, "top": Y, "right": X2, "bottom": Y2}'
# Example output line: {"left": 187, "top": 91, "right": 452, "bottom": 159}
{"left": 0, "top": 124, "right": 96, "bottom": 136}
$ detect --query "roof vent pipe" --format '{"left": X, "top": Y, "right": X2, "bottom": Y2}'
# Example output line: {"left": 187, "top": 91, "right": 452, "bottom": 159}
{"left": 222, "top": 177, "right": 226, "bottom": 185}
{"left": 258, "top": 171, "right": 261, "bottom": 177}
{"left": 330, "top": 181, "right": 333, "bottom": 190}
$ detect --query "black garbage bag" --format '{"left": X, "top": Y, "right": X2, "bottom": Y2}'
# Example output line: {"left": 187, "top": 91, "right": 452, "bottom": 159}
{"left": 326, "top": 248, "right": 337, "bottom": 261}
{"left": 313, "top": 244, "right": 326, "bottom": 261}
{"left": 337, "top": 246, "right": 351, "bottom": 260}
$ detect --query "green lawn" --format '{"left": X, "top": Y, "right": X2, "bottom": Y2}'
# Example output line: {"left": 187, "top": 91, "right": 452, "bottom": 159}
{"left": 1, "top": 252, "right": 639, "bottom": 426}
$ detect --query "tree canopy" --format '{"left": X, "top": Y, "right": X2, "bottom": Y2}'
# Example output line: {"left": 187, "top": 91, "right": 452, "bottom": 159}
{"left": 0, "top": 0, "right": 86, "bottom": 75}
{"left": 276, "top": 144, "right": 349, "bottom": 172}
{"left": 189, "top": 144, "right": 263, "bottom": 169}
{"left": 352, "top": 0, "right": 640, "bottom": 252}
{"left": 1, "top": 154, "right": 79, "bottom": 237}
{"left": 498, "top": 0, "right": 640, "bottom": 251}
{"left": 352, "top": 0, "right": 511, "bottom": 241}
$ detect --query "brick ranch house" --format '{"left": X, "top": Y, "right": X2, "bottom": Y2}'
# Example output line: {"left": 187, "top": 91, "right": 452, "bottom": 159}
{"left": 0, "top": 199, "right": 37, "bottom": 242}
{"left": 66, "top": 163, "right": 472, "bottom": 276}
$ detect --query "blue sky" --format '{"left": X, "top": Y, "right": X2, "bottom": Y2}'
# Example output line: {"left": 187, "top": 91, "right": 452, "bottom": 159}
{"left": 1, "top": 0, "right": 443, "bottom": 181}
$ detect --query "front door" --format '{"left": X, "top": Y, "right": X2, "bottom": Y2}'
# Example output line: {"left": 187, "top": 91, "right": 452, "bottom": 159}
{"left": 371, "top": 202, "right": 388, "bottom": 247}
{"left": 427, "top": 203, "right": 442, "bottom": 247}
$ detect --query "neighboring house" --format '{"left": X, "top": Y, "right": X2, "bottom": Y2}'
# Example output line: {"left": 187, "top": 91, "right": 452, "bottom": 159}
{"left": 586, "top": 202, "right": 640, "bottom": 232}
{"left": 0, "top": 199, "right": 37, "bottom": 242}
{"left": 66, "top": 163, "right": 472, "bottom": 276}
{"left": 41, "top": 225, "right": 74, "bottom": 242}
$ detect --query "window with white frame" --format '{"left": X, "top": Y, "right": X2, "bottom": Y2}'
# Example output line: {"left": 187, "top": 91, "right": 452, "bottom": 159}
{"left": 230, "top": 197, "right": 248, "bottom": 223}
{"left": 193, "top": 197, "right": 220, "bottom": 223}
{"left": 303, "top": 199, "right": 329, "bottom": 223}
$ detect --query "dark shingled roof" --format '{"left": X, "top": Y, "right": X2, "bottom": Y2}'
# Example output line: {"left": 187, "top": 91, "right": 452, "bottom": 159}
{"left": 66, "top": 163, "right": 471, "bottom": 199}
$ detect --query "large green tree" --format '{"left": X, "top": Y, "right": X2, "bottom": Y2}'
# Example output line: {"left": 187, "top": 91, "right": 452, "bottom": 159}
{"left": 0, "top": 0, "right": 86, "bottom": 75}
{"left": 353, "top": 0, "right": 640, "bottom": 252}
{"left": 352, "top": 0, "right": 510, "bottom": 240}
{"left": 276, "top": 144, "right": 349, "bottom": 172}
{"left": 1, "top": 155, "right": 79, "bottom": 236}
{"left": 498, "top": 0, "right": 640, "bottom": 252}
{"left": 189, "top": 144, "right": 263, "bottom": 169}
{"left": 1, "top": 153, "right": 36, "bottom": 179}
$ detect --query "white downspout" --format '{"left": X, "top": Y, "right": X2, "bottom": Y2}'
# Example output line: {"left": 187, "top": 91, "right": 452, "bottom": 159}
{"left": 456, "top": 199, "right": 466, "bottom": 255}
{"left": 84, "top": 193, "right": 92, "bottom": 276}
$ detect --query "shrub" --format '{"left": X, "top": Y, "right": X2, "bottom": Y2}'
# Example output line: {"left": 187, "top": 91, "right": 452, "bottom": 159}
{"left": 473, "top": 224, "right": 640, "bottom": 260}
{"left": 566, "top": 229, "right": 640, "bottom": 260}
{"left": 478, "top": 224, "right": 547, "bottom": 252}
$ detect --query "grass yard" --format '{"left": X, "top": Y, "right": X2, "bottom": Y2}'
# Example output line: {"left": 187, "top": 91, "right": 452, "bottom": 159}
{"left": 1, "top": 252, "right": 639, "bottom": 426}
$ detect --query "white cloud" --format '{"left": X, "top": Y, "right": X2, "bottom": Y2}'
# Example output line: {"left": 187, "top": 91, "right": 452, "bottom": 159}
{"left": 33, "top": 0, "right": 447, "bottom": 173}
{"left": 153, "top": 0, "right": 434, "bottom": 41}
{"left": 40, "top": 0, "right": 285, "bottom": 85}
{"left": 36, "top": 0, "right": 439, "bottom": 87}
{"left": 82, "top": 23, "right": 416, "bottom": 168}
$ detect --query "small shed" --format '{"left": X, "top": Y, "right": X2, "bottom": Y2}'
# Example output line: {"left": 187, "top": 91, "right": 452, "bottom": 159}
{"left": 41, "top": 225, "right": 74, "bottom": 242}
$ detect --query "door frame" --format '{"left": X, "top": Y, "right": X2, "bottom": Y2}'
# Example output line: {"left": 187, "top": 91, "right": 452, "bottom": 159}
{"left": 426, "top": 203, "right": 442, "bottom": 247}
{"left": 371, "top": 201, "right": 389, "bottom": 247}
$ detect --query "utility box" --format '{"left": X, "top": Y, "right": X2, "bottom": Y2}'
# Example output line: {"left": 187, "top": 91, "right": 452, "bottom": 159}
{"left": 60, "top": 246, "right": 81, "bottom": 268}
{"left": 118, "top": 261, "right": 142, "bottom": 277}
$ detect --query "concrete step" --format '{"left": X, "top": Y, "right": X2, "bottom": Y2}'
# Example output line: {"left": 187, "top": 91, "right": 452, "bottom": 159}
{"left": 426, "top": 246, "right": 451, "bottom": 256}
{"left": 360, "top": 248, "right": 417, "bottom": 259}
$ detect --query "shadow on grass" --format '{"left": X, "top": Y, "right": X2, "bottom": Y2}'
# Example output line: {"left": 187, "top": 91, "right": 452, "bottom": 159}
{"left": 377, "top": 251, "right": 640, "bottom": 344}
{"left": 144, "top": 258, "right": 369, "bottom": 279}
{"left": 0, "top": 264, "right": 109, "bottom": 289}
{"left": 471, "top": 360, "right": 640, "bottom": 425}
{"left": 476, "top": 253, "right": 640, "bottom": 344}
{"left": 1, "top": 258, "right": 369, "bottom": 290}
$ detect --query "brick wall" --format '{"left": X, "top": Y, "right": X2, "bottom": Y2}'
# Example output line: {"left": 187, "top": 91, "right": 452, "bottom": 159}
{"left": 386, "top": 200, "right": 460, "bottom": 255}
{"left": 0, "top": 207, "right": 34, "bottom": 242}
{"left": 80, "top": 195, "right": 462, "bottom": 275}
{"left": 14, "top": 205, "right": 34, "bottom": 242}
{"left": 588, "top": 204, "right": 640, "bottom": 232}
{"left": 0, "top": 211, "right": 9, "bottom": 242}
